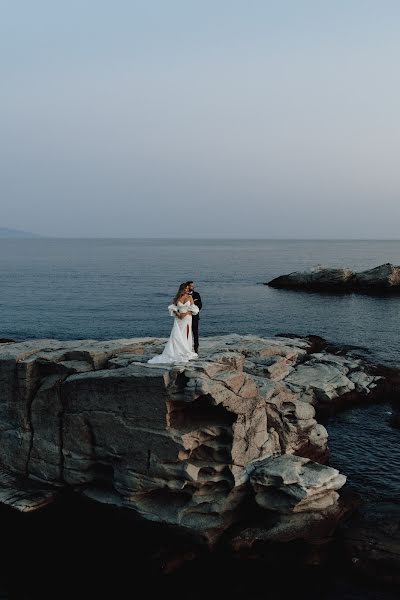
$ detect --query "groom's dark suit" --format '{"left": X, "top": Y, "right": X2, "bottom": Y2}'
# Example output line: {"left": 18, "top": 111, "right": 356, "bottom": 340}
{"left": 191, "top": 290, "right": 202, "bottom": 353}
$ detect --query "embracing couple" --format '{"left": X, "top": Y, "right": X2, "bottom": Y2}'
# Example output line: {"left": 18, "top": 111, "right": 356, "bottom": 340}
{"left": 148, "top": 281, "right": 202, "bottom": 365}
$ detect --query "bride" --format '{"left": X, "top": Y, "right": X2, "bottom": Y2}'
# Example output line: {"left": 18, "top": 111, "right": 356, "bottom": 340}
{"left": 148, "top": 282, "right": 199, "bottom": 364}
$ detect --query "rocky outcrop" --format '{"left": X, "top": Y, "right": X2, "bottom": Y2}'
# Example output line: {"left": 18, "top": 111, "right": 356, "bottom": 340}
{"left": 267, "top": 263, "right": 400, "bottom": 292}
{"left": 249, "top": 454, "right": 346, "bottom": 514}
{"left": 0, "top": 335, "right": 385, "bottom": 545}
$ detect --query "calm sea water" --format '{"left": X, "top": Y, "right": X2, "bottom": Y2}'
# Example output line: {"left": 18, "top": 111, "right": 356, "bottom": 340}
{"left": 1, "top": 238, "right": 400, "bottom": 365}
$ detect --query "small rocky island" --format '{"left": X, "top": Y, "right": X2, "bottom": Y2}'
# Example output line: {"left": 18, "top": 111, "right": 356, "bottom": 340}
{"left": 267, "top": 263, "right": 400, "bottom": 292}
{"left": 0, "top": 335, "right": 399, "bottom": 585}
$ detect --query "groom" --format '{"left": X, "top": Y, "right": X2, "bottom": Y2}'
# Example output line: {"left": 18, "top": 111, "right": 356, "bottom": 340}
{"left": 186, "top": 281, "right": 202, "bottom": 353}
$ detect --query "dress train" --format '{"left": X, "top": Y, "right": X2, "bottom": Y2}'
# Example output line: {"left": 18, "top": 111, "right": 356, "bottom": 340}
{"left": 148, "top": 301, "right": 199, "bottom": 364}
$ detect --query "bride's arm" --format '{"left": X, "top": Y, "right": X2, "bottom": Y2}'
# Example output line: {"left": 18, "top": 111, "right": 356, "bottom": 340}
{"left": 170, "top": 303, "right": 188, "bottom": 319}
{"left": 168, "top": 304, "right": 179, "bottom": 317}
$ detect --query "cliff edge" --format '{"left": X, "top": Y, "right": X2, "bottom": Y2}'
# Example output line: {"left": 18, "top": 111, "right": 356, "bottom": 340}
{"left": 0, "top": 334, "right": 385, "bottom": 548}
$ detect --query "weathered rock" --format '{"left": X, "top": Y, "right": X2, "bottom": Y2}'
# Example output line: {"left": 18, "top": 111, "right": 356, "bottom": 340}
{"left": 264, "top": 386, "right": 328, "bottom": 461}
{"left": 0, "top": 334, "right": 390, "bottom": 545}
{"left": 232, "top": 499, "right": 351, "bottom": 547}
{"left": 267, "top": 263, "right": 400, "bottom": 292}
{"left": 0, "top": 467, "right": 57, "bottom": 511}
{"left": 268, "top": 267, "right": 353, "bottom": 289}
{"left": 249, "top": 454, "right": 346, "bottom": 513}
{"left": 352, "top": 263, "right": 400, "bottom": 289}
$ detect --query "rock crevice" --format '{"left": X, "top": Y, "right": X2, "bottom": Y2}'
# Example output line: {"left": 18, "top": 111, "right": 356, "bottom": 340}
{"left": 0, "top": 335, "right": 389, "bottom": 543}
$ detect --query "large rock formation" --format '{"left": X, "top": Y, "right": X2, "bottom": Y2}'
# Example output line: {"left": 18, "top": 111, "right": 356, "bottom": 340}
{"left": 0, "top": 335, "right": 384, "bottom": 545}
{"left": 267, "top": 263, "right": 400, "bottom": 292}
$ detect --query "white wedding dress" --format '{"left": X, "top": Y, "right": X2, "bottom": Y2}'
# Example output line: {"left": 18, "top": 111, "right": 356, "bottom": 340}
{"left": 148, "top": 301, "right": 199, "bottom": 364}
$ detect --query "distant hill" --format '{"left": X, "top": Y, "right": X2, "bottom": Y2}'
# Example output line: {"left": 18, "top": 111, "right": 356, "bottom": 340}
{"left": 0, "top": 228, "right": 43, "bottom": 238}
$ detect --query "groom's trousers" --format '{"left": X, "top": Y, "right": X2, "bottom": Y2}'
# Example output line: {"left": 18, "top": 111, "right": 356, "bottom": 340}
{"left": 192, "top": 315, "right": 199, "bottom": 353}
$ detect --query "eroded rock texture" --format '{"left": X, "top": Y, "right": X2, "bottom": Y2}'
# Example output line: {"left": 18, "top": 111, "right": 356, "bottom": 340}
{"left": 0, "top": 335, "right": 383, "bottom": 543}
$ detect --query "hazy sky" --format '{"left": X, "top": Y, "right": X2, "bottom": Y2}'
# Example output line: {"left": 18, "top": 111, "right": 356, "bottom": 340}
{"left": 1, "top": 0, "right": 400, "bottom": 238}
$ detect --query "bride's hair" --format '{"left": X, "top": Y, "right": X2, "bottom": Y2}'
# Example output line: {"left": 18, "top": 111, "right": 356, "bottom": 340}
{"left": 173, "top": 282, "right": 188, "bottom": 304}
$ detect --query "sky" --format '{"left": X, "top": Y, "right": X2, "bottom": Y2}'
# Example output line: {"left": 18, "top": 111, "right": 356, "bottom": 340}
{"left": 1, "top": 0, "right": 400, "bottom": 238}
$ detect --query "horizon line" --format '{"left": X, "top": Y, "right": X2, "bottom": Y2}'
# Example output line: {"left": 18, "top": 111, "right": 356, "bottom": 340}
{"left": 2, "top": 228, "right": 400, "bottom": 241}
{"left": 6, "top": 235, "right": 400, "bottom": 241}
{"left": 0, "top": 234, "right": 400, "bottom": 242}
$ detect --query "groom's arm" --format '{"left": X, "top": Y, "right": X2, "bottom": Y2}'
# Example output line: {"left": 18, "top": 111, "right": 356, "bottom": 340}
{"left": 194, "top": 292, "right": 202, "bottom": 310}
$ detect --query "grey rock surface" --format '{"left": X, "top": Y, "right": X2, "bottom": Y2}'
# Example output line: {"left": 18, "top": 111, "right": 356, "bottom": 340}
{"left": 267, "top": 263, "right": 400, "bottom": 292}
{"left": 0, "top": 334, "right": 385, "bottom": 543}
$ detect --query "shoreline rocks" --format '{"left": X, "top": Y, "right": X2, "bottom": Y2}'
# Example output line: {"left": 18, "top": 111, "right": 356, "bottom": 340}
{"left": 267, "top": 263, "right": 400, "bottom": 293}
{"left": 0, "top": 333, "right": 399, "bottom": 585}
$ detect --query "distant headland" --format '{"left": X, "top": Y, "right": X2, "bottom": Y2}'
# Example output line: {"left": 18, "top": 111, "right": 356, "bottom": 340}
{"left": 0, "top": 228, "right": 43, "bottom": 238}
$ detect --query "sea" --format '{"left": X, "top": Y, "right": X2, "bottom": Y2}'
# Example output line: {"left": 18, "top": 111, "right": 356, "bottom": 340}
{"left": 1, "top": 238, "right": 400, "bottom": 366}
{"left": 0, "top": 238, "right": 399, "bottom": 599}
